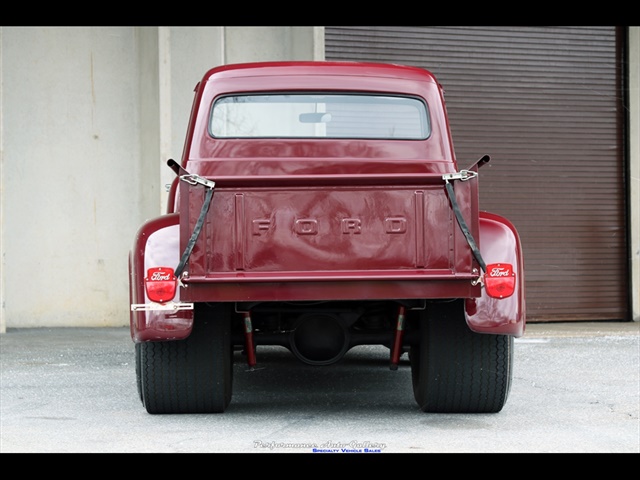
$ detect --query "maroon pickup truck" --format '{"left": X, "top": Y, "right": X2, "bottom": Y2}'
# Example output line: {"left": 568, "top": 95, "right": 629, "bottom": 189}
{"left": 129, "top": 61, "right": 525, "bottom": 414}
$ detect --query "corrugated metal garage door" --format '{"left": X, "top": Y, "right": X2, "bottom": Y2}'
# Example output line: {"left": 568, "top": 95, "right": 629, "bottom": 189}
{"left": 325, "top": 26, "right": 628, "bottom": 322}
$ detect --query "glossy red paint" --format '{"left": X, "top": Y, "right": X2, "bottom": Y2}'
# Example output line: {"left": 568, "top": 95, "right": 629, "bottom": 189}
{"left": 130, "top": 61, "right": 524, "bottom": 341}
{"left": 129, "top": 214, "right": 194, "bottom": 342}
{"left": 464, "top": 212, "right": 526, "bottom": 337}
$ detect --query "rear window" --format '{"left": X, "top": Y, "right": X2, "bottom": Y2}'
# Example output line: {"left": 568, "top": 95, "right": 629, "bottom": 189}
{"left": 210, "top": 93, "right": 430, "bottom": 140}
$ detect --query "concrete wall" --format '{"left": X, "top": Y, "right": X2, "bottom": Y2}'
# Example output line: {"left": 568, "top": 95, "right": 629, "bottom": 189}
{"left": 0, "top": 26, "right": 637, "bottom": 332}
{"left": 1, "top": 27, "right": 143, "bottom": 329}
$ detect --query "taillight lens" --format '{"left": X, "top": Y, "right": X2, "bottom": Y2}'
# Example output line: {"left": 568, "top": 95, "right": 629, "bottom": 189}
{"left": 144, "top": 267, "right": 178, "bottom": 303}
{"left": 484, "top": 263, "right": 516, "bottom": 299}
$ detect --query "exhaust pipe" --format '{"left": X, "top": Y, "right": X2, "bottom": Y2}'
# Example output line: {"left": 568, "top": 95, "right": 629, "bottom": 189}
{"left": 289, "top": 313, "right": 350, "bottom": 366}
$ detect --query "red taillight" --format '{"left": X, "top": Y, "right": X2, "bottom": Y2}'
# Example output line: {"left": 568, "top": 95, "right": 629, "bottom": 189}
{"left": 144, "top": 267, "right": 178, "bottom": 303}
{"left": 484, "top": 263, "right": 516, "bottom": 299}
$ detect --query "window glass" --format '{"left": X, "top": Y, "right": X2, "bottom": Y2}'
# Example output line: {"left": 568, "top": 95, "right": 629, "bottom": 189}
{"left": 210, "top": 93, "right": 430, "bottom": 139}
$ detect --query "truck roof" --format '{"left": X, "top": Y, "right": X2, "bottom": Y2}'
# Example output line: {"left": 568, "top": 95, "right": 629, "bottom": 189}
{"left": 201, "top": 61, "right": 440, "bottom": 86}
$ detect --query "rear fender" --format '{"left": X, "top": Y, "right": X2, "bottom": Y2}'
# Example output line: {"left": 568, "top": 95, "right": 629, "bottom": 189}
{"left": 129, "top": 214, "right": 194, "bottom": 342}
{"left": 464, "top": 212, "right": 526, "bottom": 337}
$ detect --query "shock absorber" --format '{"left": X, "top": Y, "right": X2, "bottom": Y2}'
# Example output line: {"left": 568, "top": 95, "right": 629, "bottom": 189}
{"left": 390, "top": 305, "right": 406, "bottom": 370}
{"left": 243, "top": 312, "right": 257, "bottom": 368}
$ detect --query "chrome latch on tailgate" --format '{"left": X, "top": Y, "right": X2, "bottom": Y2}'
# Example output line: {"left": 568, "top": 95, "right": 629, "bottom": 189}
{"left": 442, "top": 170, "right": 478, "bottom": 183}
{"left": 180, "top": 173, "right": 216, "bottom": 189}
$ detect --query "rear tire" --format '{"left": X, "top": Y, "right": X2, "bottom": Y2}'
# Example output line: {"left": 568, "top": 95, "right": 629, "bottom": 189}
{"left": 139, "top": 303, "right": 233, "bottom": 414}
{"left": 410, "top": 300, "right": 513, "bottom": 413}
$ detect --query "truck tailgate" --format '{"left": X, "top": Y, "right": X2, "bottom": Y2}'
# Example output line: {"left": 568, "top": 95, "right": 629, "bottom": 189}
{"left": 180, "top": 179, "right": 478, "bottom": 283}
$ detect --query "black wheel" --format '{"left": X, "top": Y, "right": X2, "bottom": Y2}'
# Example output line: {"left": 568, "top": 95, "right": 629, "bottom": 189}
{"left": 409, "top": 300, "right": 513, "bottom": 413}
{"left": 139, "top": 303, "right": 233, "bottom": 414}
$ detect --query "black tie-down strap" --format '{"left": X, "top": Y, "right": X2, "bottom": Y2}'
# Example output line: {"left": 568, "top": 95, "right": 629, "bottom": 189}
{"left": 442, "top": 170, "right": 487, "bottom": 273}
{"left": 168, "top": 160, "right": 216, "bottom": 279}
